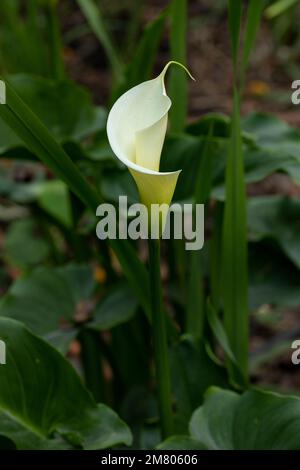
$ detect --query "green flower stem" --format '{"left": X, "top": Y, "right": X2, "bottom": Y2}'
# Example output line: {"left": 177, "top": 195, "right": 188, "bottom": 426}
{"left": 148, "top": 238, "right": 173, "bottom": 439}
{"left": 79, "top": 328, "right": 106, "bottom": 403}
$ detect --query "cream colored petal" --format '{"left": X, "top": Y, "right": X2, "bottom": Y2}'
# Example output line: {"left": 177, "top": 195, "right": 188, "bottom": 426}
{"left": 129, "top": 169, "right": 180, "bottom": 237}
{"left": 129, "top": 168, "right": 180, "bottom": 209}
{"left": 107, "top": 70, "right": 171, "bottom": 169}
{"left": 135, "top": 114, "right": 168, "bottom": 171}
{"left": 106, "top": 61, "right": 194, "bottom": 228}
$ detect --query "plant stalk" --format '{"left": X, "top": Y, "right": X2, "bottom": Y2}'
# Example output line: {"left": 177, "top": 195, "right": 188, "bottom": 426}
{"left": 80, "top": 329, "right": 106, "bottom": 403}
{"left": 148, "top": 238, "right": 173, "bottom": 439}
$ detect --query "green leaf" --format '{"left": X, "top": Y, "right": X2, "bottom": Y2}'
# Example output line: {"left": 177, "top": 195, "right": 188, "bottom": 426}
{"left": 89, "top": 284, "right": 138, "bottom": 331}
{"left": 57, "top": 263, "right": 95, "bottom": 303}
{"left": 0, "top": 267, "right": 75, "bottom": 338}
{"left": 207, "top": 300, "right": 236, "bottom": 365}
{"left": 0, "top": 264, "right": 96, "bottom": 353}
{"left": 169, "top": 0, "right": 187, "bottom": 132}
{"left": 0, "top": 78, "right": 101, "bottom": 211}
{"left": 189, "top": 387, "right": 300, "bottom": 449}
{"left": 242, "top": 113, "right": 300, "bottom": 185}
{"left": 0, "top": 318, "right": 132, "bottom": 449}
{"left": 34, "top": 180, "right": 72, "bottom": 228}
{"left": 170, "top": 336, "right": 227, "bottom": 433}
{"left": 0, "top": 75, "right": 106, "bottom": 154}
{"left": 101, "top": 169, "right": 139, "bottom": 205}
{"left": 4, "top": 218, "right": 50, "bottom": 269}
{"left": 160, "top": 118, "right": 300, "bottom": 204}
{"left": 0, "top": 413, "right": 72, "bottom": 450}
{"left": 247, "top": 195, "right": 300, "bottom": 269}
{"left": 157, "top": 435, "right": 207, "bottom": 450}
{"left": 249, "top": 241, "right": 300, "bottom": 310}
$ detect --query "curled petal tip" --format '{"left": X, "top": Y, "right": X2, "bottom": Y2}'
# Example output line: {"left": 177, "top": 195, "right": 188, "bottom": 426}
{"left": 161, "top": 60, "right": 195, "bottom": 81}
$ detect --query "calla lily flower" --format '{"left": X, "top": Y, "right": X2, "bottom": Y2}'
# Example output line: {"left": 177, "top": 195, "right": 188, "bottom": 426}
{"left": 107, "top": 61, "right": 194, "bottom": 230}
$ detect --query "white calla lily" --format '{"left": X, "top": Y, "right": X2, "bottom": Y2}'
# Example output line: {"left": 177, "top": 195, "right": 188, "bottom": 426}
{"left": 107, "top": 61, "right": 194, "bottom": 220}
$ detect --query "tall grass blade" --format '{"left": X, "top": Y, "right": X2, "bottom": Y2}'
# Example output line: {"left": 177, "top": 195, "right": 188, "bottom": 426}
{"left": 222, "top": 87, "right": 248, "bottom": 385}
{"left": 186, "top": 125, "right": 214, "bottom": 338}
{"left": 265, "top": 0, "right": 298, "bottom": 19}
{"left": 0, "top": 1, "right": 33, "bottom": 73}
{"left": 210, "top": 202, "right": 223, "bottom": 312}
{"left": 186, "top": 251, "right": 204, "bottom": 338}
{"left": 223, "top": 0, "right": 264, "bottom": 386}
{"left": 169, "top": 0, "right": 187, "bottom": 132}
{"left": 26, "top": 0, "right": 48, "bottom": 76}
{"left": 227, "top": 0, "right": 242, "bottom": 76}
{"left": 76, "top": 0, "right": 123, "bottom": 80}
{"left": 125, "top": 0, "right": 145, "bottom": 56}
{"left": 241, "top": 0, "right": 265, "bottom": 84}
{"left": 47, "top": 0, "right": 66, "bottom": 80}
{"left": 113, "top": 10, "right": 167, "bottom": 100}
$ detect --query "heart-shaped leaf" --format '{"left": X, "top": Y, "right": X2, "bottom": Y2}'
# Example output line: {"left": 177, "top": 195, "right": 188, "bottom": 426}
{"left": 189, "top": 387, "right": 300, "bottom": 449}
{"left": 0, "top": 318, "right": 132, "bottom": 449}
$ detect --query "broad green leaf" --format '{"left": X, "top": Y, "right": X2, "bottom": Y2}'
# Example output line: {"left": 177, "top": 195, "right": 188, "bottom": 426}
{"left": 160, "top": 133, "right": 204, "bottom": 202}
{"left": 247, "top": 195, "right": 300, "bottom": 269}
{"left": 157, "top": 435, "right": 207, "bottom": 450}
{"left": 0, "top": 75, "right": 106, "bottom": 154}
{"left": 189, "top": 387, "right": 300, "bottom": 449}
{"left": 242, "top": 112, "right": 300, "bottom": 153}
{"left": 34, "top": 180, "right": 72, "bottom": 228}
{"left": 89, "top": 284, "right": 138, "bottom": 331}
{"left": 242, "top": 113, "right": 300, "bottom": 184}
{"left": 0, "top": 267, "right": 75, "bottom": 338}
{"left": 56, "top": 263, "right": 95, "bottom": 303}
{"left": 0, "top": 413, "right": 72, "bottom": 450}
{"left": 0, "top": 78, "right": 102, "bottom": 211}
{"left": 170, "top": 336, "right": 227, "bottom": 433}
{"left": 0, "top": 318, "right": 132, "bottom": 449}
{"left": 249, "top": 241, "right": 300, "bottom": 310}
{"left": 4, "top": 218, "right": 50, "bottom": 269}
{"left": 101, "top": 169, "right": 139, "bottom": 205}
{"left": 0, "top": 264, "right": 95, "bottom": 352}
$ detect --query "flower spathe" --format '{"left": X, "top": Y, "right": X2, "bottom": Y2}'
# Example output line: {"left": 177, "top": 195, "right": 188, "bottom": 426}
{"left": 107, "top": 62, "right": 194, "bottom": 228}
